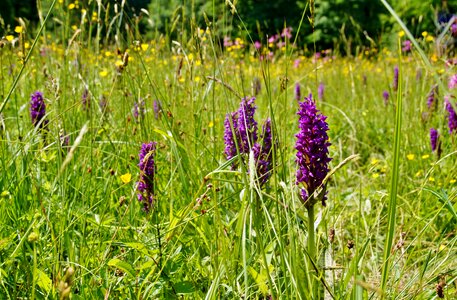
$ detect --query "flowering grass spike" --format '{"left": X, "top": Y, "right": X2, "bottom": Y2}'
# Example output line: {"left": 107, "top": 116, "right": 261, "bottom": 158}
{"left": 295, "top": 94, "right": 331, "bottom": 206}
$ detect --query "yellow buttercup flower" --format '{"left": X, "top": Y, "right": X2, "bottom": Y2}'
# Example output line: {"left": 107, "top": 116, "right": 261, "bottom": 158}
{"left": 99, "top": 70, "right": 108, "bottom": 77}
{"left": 398, "top": 30, "right": 405, "bottom": 38}
{"left": 421, "top": 31, "right": 428, "bottom": 37}
{"left": 68, "top": 3, "right": 76, "bottom": 10}
{"left": 421, "top": 154, "right": 430, "bottom": 159}
{"left": 15, "top": 26, "right": 23, "bottom": 34}
{"left": 406, "top": 154, "right": 415, "bottom": 161}
{"left": 120, "top": 173, "right": 131, "bottom": 184}
{"left": 141, "top": 43, "right": 149, "bottom": 52}
{"left": 6, "top": 35, "right": 14, "bottom": 42}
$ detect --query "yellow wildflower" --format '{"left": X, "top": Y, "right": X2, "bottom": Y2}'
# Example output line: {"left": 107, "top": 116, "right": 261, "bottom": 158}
{"left": 406, "top": 154, "right": 415, "bottom": 161}
{"left": 14, "top": 26, "right": 23, "bottom": 34}
{"left": 398, "top": 31, "right": 405, "bottom": 38}
{"left": 6, "top": 35, "right": 14, "bottom": 42}
{"left": 141, "top": 43, "right": 149, "bottom": 52}
{"left": 99, "top": 70, "right": 108, "bottom": 77}
{"left": 68, "top": 3, "right": 75, "bottom": 10}
{"left": 120, "top": 173, "right": 131, "bottom": 184}
{"left": 421, "top": 154, "right": 430, "bottom": 159}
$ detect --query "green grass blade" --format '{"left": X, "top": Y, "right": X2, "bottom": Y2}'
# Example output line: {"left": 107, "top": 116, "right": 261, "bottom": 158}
{"left": 380, "top": 41, "right": 403, "bottom": 295}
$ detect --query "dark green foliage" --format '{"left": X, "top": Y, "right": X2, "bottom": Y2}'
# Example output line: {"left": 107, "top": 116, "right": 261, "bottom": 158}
{"left": 309, "top": 0, "right": 386, "bottom": 54}
{"left": 0, "top": 0, "right": 38, "bottom": 34}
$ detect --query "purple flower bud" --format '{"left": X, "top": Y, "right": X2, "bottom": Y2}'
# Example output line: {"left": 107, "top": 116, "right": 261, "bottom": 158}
{"left": 382, "top": 90, "right": 390, "bottom": 105}
{"left": 137, "top": 142, "right": 157, "bottom": 212}
{"left": 426, "top": 85, "right": 438, "bottom": 110}
{"left": 295, "top": 83, "right": 301, "bottom": 101}
{"left": 133, "top": 99, "right": 145, "bottom": 121}
{"left": 30, "top": 91, "right": 48, "bottom": 129}
{"left": 445, "top": 96, "right": 457, "bottom": 134}
{"left": 295, "top": 94, "right": 332, "bottom": 206}
{"left": 318, "top": 83, "right": 325, "bottom": 101}
{"left": 254, "top": 41, "right": 261, "bottom": 50}
{"left": 393, "top": 66, "right": 399, "bottom": 92}
{"left": 153, "top": 100, "right": 161, "bottom": 119}
{"left": 430, "top": 128, "right": 439, "bottom": 152}
{"left": 82, "top": 87, "right": 90, "bottom": 111}
{"left": 451, "top": 23, "right": 457, "bottom": 37}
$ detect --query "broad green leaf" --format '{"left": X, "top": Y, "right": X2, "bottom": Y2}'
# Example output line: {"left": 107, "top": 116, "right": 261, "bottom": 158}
{"left": 174, "top": 281, "right": 195, "bottom": 294}
{"left": 107, "top": 258, "right": 135, "bottom": 277}
{"left": 35, "top": 269, "right": 52, "bottom": 294}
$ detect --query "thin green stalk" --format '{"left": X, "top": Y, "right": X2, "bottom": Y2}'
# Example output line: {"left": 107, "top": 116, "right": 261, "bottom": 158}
{"left": 307, "top": 205, "right": 316, "bottom": 297}
{"left": 32, "top": 242, "right": 37, "bottom": 300}
{"left": 380, "top": 39, "right": 403, "bottom": 295}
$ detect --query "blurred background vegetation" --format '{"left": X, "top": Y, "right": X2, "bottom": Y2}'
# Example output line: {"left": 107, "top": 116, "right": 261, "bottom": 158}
{"left": 1, "top": 0, "right": 457, "bottom": 55}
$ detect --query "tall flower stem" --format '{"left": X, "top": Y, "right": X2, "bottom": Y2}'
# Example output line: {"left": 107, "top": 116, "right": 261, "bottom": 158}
{"left": 307, "top": 204, "right": 317, "bottom": 297}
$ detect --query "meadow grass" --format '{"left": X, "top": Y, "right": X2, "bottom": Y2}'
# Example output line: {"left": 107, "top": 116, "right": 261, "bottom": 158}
{"left": 0, "top": 1, "right": 457, "bottom": 299}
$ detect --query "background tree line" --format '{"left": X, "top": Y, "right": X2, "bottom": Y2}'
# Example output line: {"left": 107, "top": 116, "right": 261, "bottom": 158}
{"left": 1, "top": 0, "right": 456, "bottom": 54}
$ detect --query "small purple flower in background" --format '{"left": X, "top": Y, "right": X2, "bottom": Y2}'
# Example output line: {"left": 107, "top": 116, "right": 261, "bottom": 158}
{"left": 430, "top": 128, "right": 439, "bottom": 152}
{"left": 153, "top": 100, "right": 161, "bottom": 119}
{"left": 445, "top": 96, "right": 457, "bottom": 134}
{"left": 402, "top": 40, "right": 412, "bottom": 53}
{"left": 224, "top": 111, "right": 239, "bottom": 162}
{"left": 133, "top": 99, "right": 145, "bottom": 121}
{"left": 30, "top": 91, "right": 48, "bottom": 129}
{"left": 293, "top": 58, "right": 301, "bottom": 68}
{"left": 82, "top": 87, "right": 90, "bottom": 111}
{"left": 223, "top": 98, "right": 275, "bottom": 185}
{"left": 426, "top": 85, "right": 438, "bottom": 110}
{"left": 451, "top": 23, "right": 457, "bottom": 37}
{"left": 448, "top": 74, "right": 457, "bottom": 89}
{"left": 318, "top": 83, "right": 325, "bottom": 101}
{"left": 295, "top": 94, "right": 332, "bottom": 207}
{"left": 393, "top": 66, "right": 399, "bottom": 92}
{"left": 295, "top": 83, "right": 301, "bottom": 101}
{"left": 137, "top": 142, "right": 157, "bottom": 212}
{"left": 254, "top": 41, "right": 261, "bottom": 50}
{"left": 382, "top": 90, "right": 390, "bottom": 105}
{"left": 223, "top": 37, "right": 232, "bottom": 47}
{"left": 237, "top": 97, "right": 258, "bottom": 153}
{"left": 268, "top": 35, "right": 278, "bottom": 44}
{"left": 281, "top": 27, "right": 293, "bottom": 39}
{"left": 252, "top": 77, "right": 261, "bottom": 96}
